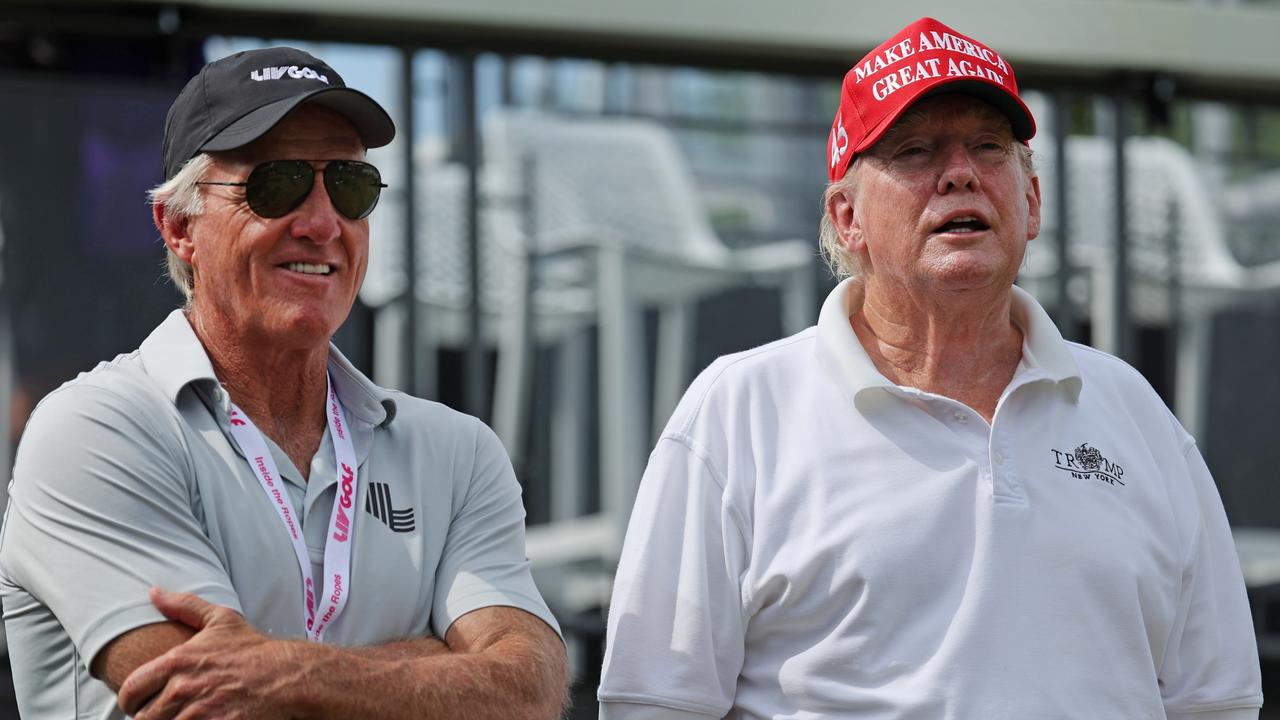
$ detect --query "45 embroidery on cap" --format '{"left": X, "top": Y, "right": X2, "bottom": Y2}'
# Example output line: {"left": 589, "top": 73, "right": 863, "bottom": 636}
{"left": 1051, "top": 443, "right": 1126, "bottom": 486}
{"left": 830, "top": 114, "right": 849, "bottom": 170}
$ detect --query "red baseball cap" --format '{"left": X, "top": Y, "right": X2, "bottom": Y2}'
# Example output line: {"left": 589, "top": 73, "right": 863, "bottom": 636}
{"left": 826, "top": 17, "right": 1036, "bottom": 181}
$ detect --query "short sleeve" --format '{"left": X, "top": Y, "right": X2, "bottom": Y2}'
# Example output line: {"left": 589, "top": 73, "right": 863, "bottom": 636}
{"left": 430, "top": 420, "right": 560, "bottom": 639}
{"left": 598, "top": 433, "right": 748, "bottom": 718}
{"left": 1159, "top": 440, "right": 1262, "bottom": 717}
{"left": 0, "top": 383, "right": 240, "bottom": 667}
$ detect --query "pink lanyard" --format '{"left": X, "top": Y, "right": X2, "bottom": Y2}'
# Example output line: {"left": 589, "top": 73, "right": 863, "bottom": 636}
{"left": 225, "top": 377, "right": 358, "bottom": 642}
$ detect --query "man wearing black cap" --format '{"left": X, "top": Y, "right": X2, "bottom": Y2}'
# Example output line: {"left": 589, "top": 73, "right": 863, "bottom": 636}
{"left": 0, "top": 47, "right": 566, "bottom": 720}
{"left": 599, "top": 17, "right": 1261, "bottom": 719}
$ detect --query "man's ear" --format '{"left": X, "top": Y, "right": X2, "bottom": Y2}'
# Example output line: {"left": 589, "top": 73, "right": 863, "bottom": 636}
{"left": 154, "top": 203, "right": 195, "bottom": 264}
{"left": 826, "top": 184, "right": 864, "bottom": 256}
{"left": 1025, "top": 173, "right": 1042, "bottom": 242}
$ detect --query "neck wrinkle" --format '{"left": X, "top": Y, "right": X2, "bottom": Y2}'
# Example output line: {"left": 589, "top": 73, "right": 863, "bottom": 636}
{"left": 851, "top": 278, "right": 1024, "bottom": 402}
{"left": 187, "top": 307, "right": 330, "bottom": 438}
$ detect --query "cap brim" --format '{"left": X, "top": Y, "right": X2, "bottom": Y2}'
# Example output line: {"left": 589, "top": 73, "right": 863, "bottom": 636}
{"left": 200, "top": 86, "right": 395, "bottom": 154}
{"left": 920, "top": 80, "right": 1035, "bottom": 141}
{"left": 851, "top": 76, "right": 1036, "bottom": 156}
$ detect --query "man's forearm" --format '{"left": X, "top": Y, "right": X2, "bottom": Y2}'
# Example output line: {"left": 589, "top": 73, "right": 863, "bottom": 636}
{"left": 288, "top": 628, "right": 568, "bottom": 720}
{"left": 347, "top": 635, "right": 450, "bottom": 660}
{"left": 94, "top": 621, "right": 197, "bottom": 691}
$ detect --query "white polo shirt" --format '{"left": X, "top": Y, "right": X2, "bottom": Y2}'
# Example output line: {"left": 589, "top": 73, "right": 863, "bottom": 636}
{"left": 0, "top": 310, "right": 560, "bottom": 720}
{"left": 599, "top": 279, "right": 1260, "bottom": 720}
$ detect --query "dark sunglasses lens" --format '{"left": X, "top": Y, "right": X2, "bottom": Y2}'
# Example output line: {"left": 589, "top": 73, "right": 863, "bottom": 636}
{"left": 324, "top": 161, "right": 383, "bottom": 220}
{"left": 245, "top": 161, "right": 314, "bottom": 218}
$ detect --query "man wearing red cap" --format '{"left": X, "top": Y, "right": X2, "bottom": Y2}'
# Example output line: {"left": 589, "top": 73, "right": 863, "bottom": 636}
{"left": 599, "top": 18, "right": 1261, "bottom": 719}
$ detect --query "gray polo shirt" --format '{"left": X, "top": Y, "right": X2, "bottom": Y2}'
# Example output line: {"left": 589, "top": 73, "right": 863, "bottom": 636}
{"left": 0, "top": 310, "right": 560, "bottom": 719}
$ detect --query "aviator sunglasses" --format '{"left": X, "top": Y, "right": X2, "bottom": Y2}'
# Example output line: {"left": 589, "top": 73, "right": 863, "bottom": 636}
{"left": 197, "top": 160, "right": 387, "bottom": 220}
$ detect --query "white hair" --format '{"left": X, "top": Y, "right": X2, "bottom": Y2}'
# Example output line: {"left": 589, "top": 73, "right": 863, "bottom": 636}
{"left": 818, "top": 167, "right": 861, "bottom": 279}
{"left": 148, "top": 154, "right": 213, "bottom": 304}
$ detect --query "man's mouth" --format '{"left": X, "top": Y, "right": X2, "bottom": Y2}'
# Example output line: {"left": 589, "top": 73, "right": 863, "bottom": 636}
{"left": 281, "top": 262, "right": 333, "bottom": 276}
{"left": 935, "top": 216, "right": 990, "bottom": 234}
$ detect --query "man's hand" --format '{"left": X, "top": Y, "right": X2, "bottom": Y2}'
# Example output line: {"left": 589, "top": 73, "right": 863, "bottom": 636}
{"left": 117, "top": 587, "right": 306, "bottom": 720}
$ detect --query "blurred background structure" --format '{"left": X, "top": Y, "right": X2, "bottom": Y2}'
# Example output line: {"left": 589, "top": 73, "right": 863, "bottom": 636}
{"left": 2, "top": 0, "right": 1280, "bottom": 716}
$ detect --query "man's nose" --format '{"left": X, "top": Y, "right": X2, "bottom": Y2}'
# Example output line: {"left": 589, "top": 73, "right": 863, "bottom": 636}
{"left": 288, "top": 173, "right": 341, "bottom": 244}
{"left": 937, "top": 145, "right": 980, "bottom": 193}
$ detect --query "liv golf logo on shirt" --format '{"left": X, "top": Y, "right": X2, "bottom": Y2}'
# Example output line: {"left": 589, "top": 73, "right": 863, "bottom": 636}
{"left": 1051, "top": 443, "right": 1126, "bottom": 486}
{"left": 365, "top": 482, "right": 416, "bottom": 532}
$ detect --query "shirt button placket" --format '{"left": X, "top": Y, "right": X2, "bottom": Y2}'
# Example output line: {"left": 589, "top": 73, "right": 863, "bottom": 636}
{"left": 989, "top": 434, "right": 1024, "bottom": 500}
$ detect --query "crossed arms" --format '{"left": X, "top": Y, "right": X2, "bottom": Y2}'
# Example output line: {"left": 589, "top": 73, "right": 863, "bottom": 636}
{"left": 93, "top": 588, "right": 567, "bottom": 720}
{"left": 1, "top": 383, "right": 568, "bottom": 720}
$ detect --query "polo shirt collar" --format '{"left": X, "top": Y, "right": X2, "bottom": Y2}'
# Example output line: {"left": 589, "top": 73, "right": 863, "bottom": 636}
{"left": 1008, "top": 284, "right": 1082, "bottom": 397}
{"left": 139, "top": 310, "right": 220, "bottom": 403}
{"left": 326, "top": 344, "right": 397, "bottom": 428}
{"left": 815, "top": 278, "right": 1082, "bottom": 403}
{"left": 815, "top": 279, "right": 894, "bottom": 400}
{"left": 139, "top": 309, "right": 398, "bottom": 427}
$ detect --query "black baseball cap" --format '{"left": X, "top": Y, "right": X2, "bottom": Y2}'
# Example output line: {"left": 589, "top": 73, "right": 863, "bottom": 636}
{"left": 162, "top": 46, "right": 396, "bottom": 179}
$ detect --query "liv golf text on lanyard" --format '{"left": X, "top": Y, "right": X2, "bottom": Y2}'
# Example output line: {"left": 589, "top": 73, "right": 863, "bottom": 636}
{"left": 226, "top": 377, "right": 358, "bottom": 642}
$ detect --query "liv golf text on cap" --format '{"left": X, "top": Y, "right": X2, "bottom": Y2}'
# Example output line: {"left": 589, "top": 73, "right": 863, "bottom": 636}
{"left": 826, "top": 17, "right": 1035, "bottom": 182}
{"left": 162, "top": 46, "right": 395, "bottom": 179}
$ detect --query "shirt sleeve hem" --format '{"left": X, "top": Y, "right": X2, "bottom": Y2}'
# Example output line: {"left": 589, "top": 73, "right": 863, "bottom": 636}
{"left": 597, "top": 698, "right": 723, "bottom": 719}
{"left": 78, "top": 587, "right": 242, "bottom": 667}
{"left": 1165, "top": 700, "right": 1263, "bottom": 720}
{"left": 442, "top": 590, "right": 563, "bottom": 641}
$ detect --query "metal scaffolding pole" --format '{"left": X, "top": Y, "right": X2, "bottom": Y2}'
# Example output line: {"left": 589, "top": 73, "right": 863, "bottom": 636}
{"left": 460, "top": 49, "right": 487, "bottom": 418}
{"left": 399, "top": 47, "right": 419, "bottom": 397}
{"left": 1110, "top": 87, "right": 1133, "bottom": 362}
{"left": 1053, "top": 90, "right": 1074, "bottom": 341}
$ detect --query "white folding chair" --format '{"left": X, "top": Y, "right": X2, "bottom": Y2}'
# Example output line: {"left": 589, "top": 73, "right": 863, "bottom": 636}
{"left": 373, "top": 114, "right": 816, "bottom": 618}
